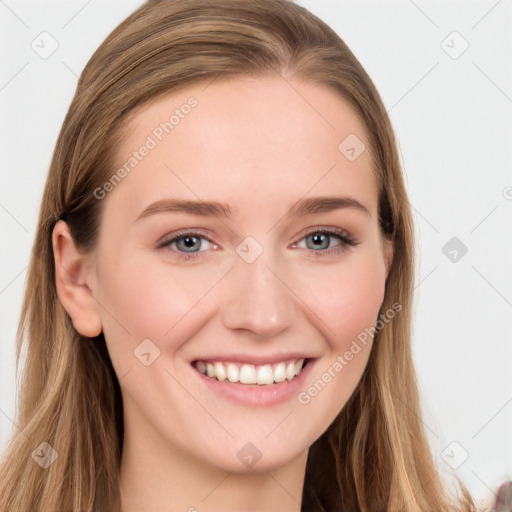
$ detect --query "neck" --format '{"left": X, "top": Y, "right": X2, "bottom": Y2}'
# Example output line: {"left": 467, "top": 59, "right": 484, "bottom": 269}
{"left": 118, "top": 413, "right": 309, "bottom": 512}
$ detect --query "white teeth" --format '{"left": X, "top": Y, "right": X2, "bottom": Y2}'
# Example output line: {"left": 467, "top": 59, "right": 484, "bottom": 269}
{"left": 256, "top": 364, "right": 273, "bottom": 385}
{"left": 239, "top": 364, "right": 257, "bottom": 384}
{"left": 273, "top": 362, "right": 286, "bottom": 383}
{"left": 285, "top": 361, "right": 295, "bottom": 380}
{"left": 226, "top": 363, "right": 239, "bottom": 383}
{"left": 195, "top": 358, "right": 306, "bottom": 385}
{"left": 214, "top": 362, "right": 226, "bottom": 381}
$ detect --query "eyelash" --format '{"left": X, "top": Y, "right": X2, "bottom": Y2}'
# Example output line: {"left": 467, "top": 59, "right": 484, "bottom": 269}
{"left": 157, "top": 227, "right": 358, "bottom": 261}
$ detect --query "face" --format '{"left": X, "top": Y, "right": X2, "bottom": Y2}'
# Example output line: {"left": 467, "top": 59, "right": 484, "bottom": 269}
{"left": 85, "top": 75, "right": 392, "bottom": 473}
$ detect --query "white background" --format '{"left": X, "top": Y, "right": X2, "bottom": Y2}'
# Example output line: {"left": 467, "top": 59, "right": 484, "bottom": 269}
{"left": 1, "top": 0, "right": 511, "bottom": 508}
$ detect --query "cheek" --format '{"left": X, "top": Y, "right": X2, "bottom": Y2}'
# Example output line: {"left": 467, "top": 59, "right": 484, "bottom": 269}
{"left": 294, "top": 248, "right": 386, "bottom": 350}
{"left": 93, "top": 249, "right": 226, "bottom": 355}
{"left": 293, "top": 248, "right": 385, "bottom": 404}
{"left": 334, "top": 266, "right": 384, "bottom": 344}
{"left": 294, "top": 256, "right": 385, "bottom": 431}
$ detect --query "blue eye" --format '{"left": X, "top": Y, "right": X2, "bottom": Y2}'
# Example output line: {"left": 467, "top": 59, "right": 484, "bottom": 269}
{"left": 158, "top": 230, "right": 216, "bottom": 260}
{"left": 293, "top": 228, "right": 357, "bottom": 256}
{"left": 157, "top": 227, "right": 357, "bottom": 261}
{"left": 305, "top": 232, "right": 343, "bottom": 250}
{"left": 173, "top": 235, "right": 208, "bottom": 253}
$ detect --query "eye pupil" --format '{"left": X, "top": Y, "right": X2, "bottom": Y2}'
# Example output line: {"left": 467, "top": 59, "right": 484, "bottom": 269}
{"left": 179, "top": 236, "right": 200, "bottom": 251}
{"left": 307, "top": 233, "right": 330, "bottom": 250}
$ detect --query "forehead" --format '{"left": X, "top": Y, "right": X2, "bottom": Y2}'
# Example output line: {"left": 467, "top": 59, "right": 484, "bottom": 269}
{"left": 107, "top": 75, "right": 378, "bottom": 221}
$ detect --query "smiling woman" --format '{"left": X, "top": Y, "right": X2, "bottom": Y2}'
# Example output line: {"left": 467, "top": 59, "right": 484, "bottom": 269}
{"left": 0, "top": 1, "right": 481, "bottom": 511}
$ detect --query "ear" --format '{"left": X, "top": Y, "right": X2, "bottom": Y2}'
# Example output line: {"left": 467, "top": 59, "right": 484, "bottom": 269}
{"left": 383, "top": 237, "right": 393, "bottom": 280}
{"left": 52, "top": 220, "right": 103, "bottom": 338}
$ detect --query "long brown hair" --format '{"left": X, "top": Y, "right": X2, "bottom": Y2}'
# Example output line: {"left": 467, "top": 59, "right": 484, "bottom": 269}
{"left": 0, "top": 1, "right": 479, "bottom": 510}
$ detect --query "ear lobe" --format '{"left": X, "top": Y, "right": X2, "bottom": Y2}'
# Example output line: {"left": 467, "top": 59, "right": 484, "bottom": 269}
{"left": 52, "top": 220, "right": 103, "bottom": 338}
{"left": 383, "top": 238, "right": 393, "bottom": 280}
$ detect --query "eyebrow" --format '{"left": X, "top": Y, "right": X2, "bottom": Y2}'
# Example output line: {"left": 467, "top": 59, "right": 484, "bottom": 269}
{"left": 135, "top": 195, "right": 371, "bottom": 222}
{"left": 135, "top": 199, "right": 232, "bottom": 221}
{"left": 288, "top": 196, "right": 370, "bottom": 218}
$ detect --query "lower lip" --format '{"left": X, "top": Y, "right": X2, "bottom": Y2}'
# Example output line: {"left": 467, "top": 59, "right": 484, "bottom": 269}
{"left": 192, "top": 359, "right": 315, "bottom": 406}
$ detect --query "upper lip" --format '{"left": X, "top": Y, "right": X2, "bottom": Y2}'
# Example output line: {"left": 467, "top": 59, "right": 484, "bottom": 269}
{"left": 191, "top": 353, "right": 314, "bottom": 365}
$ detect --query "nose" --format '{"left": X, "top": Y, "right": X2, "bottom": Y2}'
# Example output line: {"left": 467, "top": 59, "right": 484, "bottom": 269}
{"left": 221, "top": 249, "right": 295, "bottom": 339}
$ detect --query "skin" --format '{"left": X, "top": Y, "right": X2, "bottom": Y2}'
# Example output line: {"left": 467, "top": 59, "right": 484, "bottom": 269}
{"left": 53, "top": 75, "right": 393, "bottom": 512}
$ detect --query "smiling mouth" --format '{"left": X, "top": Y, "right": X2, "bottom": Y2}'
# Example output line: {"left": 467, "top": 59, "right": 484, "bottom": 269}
{"left": 192, "top": 358, "right": 308, "bottom": 385}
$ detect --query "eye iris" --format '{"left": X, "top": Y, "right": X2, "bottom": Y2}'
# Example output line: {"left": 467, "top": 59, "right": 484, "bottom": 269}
{"left": 307, "top": 233, "right": 330, "bottom": 250}
{"left": 177, "top": 236, "right": 201, "bottom": 252}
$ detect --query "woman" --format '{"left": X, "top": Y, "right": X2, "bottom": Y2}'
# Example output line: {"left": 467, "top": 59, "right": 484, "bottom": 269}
{"left": 0, "top": 0, "right": 480, "bottom": 510}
